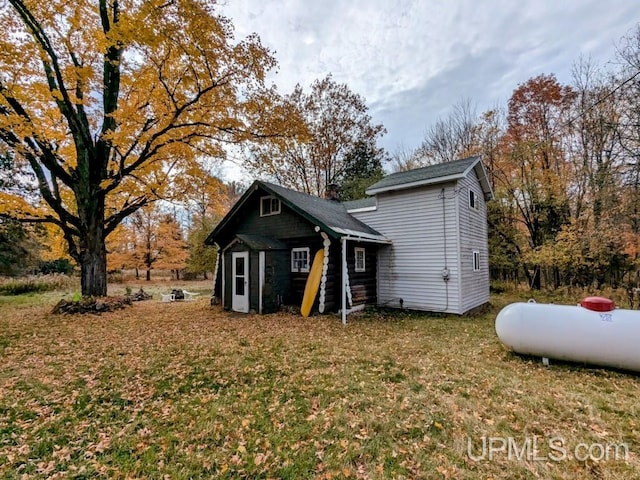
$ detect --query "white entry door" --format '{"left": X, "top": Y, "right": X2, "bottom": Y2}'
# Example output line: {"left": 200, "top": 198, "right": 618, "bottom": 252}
{"left": 232, "top": 252, "right": 249, "bottom": 313}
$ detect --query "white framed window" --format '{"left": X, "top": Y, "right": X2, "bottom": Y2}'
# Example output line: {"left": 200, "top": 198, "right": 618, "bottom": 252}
{"left": 354, "top": 247, "right": 366, "bottom": 272}
{"left": 469, "top": 190, "right": 479, "bottom": 210}
{"left": 291, "top": 247, "right": 310, "bottom": 272}
{"left": 473, "top": 250, "right": 480, "bottom": 271}
{"left": 260, "top": 196, "right": 281, "bottom": 216}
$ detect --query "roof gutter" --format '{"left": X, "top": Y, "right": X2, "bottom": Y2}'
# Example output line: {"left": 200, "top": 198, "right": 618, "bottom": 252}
{"left": 330, "top": 227, "right": 391, "bottom": 244}
{"left": 346, "top": 205, "right": 377, "bottom": 213}
{"left": 340, "top": 234, "right": 392, "bottom": 245}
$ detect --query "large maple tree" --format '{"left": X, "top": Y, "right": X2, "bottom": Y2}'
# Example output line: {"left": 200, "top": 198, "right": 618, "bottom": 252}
{"left": 0, "top": 0, "right": 280, "bottom": 295}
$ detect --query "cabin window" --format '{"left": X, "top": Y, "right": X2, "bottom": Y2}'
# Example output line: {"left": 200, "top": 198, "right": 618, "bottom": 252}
{"left": 473, "top": 250, "right": 480, "bottom": 271}
{"left": 291, "top": 247, "right": 310, "bottom": 272}
{"left": 354, "top": 247, "right": 366, "bottom": 272}
{"left": 260, "top": 196, "right": 281, "bottom": 216}
{"left": 469, "top": 190, "right": 479, "bottom": 210}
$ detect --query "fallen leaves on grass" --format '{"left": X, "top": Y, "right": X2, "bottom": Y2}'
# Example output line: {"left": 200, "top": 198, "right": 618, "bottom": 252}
{"left": 0, "top": 295, "right": 639, "bottom": 479}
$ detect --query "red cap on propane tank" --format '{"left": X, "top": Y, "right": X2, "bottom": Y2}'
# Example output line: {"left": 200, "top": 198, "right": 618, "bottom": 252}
{"left": 580, "top": 296, "right": 615, "bottom": 312}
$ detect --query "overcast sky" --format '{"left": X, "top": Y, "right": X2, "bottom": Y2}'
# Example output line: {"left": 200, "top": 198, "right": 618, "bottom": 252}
{"left": 220, "top": 0, "right": 638, "bottom": 179}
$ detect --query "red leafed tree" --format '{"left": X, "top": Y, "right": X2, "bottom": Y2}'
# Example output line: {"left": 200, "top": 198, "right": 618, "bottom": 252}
{"left": 495, "top": 74, "right": 576, "bottom": 288}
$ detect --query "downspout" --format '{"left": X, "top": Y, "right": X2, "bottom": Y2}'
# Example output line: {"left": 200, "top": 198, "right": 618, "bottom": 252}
{"left": 341, "top": 236, "right": 347, "bottom": 325}
{"left": 455, "top": 185, "right": 463, "bottom": 312}
{"left": 438, "top": 188, "right": 450, "bottom": 313}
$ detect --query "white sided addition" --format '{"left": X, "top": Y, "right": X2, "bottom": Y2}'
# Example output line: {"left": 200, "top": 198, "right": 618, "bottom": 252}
{"left": 495, "top": 297, "right": 640, "bottom": 372}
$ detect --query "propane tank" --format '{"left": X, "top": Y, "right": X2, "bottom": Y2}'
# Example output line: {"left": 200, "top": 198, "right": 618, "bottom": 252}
{"left": 495, "top": 297, "right": 640, "bottom": 372}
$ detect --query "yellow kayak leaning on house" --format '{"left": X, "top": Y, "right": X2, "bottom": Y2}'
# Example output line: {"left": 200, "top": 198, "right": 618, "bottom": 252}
{"left": 300, "top": 249, "right": 324, "bottom": 317}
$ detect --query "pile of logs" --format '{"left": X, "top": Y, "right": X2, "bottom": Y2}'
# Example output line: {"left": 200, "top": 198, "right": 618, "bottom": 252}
{"left": 52, "top": 296, "right": 132, "bottom": 314}
{"left": 52, "top": 288, "right": 153, "bottom": 314}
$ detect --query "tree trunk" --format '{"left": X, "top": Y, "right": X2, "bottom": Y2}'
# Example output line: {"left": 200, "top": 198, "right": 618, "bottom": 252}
{"left": 79, "top": 226, "right": 108, "bottom": 297}
{"left": 553, "top": 266, "right": 561, "bottom": 289}
{"left": 146, "top": 269, "right": 151, "bottom": 281}
{"left": 77, "top": 189, "right": 108, "bottom": 297}
{"left": 203, "top": 271, "right": 208, "bottom": 280}
{"left": 531, "top": 265, "right": 541, "bottom": 290}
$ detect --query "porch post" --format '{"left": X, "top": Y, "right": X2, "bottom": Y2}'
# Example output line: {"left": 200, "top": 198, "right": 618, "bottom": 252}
{"left": 221, "top": 252, "right": 225, "bottom": 309}
{"left": 258, "top": 251, "right": 265, "bottom": 314}
{"left": 212, "top": 250, "right": 220, "bottom": 303}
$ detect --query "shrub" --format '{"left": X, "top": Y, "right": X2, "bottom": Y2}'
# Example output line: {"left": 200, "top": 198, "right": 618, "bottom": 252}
{"left": 107, "top": 271, "right": 124, "bottom": 284}
{"left": 39, "top": 258, "right": 75, "bottom": 275}
{"left": 0, "top": 274, "right": 77, "bottom": 295}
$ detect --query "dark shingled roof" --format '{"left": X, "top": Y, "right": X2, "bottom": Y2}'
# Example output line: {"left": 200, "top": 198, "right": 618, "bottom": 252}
{"left": 235, "top": 234, "right": 287, "bottom": 250}
{"left": 261, "top": 182, "right": 385, "bottom": 240}
{"left": 206, "top": 181, "right": 389, "bottom": 245}
{"left": 366, "top": 155, "right": 482, "bottom": 194}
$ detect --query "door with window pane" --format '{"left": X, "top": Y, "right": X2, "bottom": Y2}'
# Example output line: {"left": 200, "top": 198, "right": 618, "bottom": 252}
{"left": 232, "top": 252, "right": 249, "bottom": 312}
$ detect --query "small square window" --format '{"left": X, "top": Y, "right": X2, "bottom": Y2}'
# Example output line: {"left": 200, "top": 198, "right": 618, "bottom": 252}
{"left": 354, "top": 247, "right": 365, "bottom": 272}
{"left": 473, "top": 250, "right": 480, "bottom": 271}
{"left": 469, "top": 190, "right": 479, "bottom": 210}
{"left": 291, "top": 247, "right": 310, "bottom": 272}
{"left": 260, "top": 196, "right": 281, "bottom": 216}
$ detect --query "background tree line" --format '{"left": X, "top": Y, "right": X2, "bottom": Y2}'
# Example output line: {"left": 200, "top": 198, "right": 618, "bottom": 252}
{"left": 1, "top": 0, "right": 638, "bottom": 294}
{"left": 393, "top": 27, "right": 640, "bottom": 291}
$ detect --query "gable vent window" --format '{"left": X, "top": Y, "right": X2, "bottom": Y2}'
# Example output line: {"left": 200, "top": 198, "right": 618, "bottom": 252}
{"left": 473, "top": 250, "right": 480, "bottom": 271}
{"left": 354, "top": 247, "right": 366, "bottom": 272}
{"left": 469, "top": 190, "right": 479, "bottom": 210}
{"left": 291, "top": 247, "right": 310, "bottom": 272}
{"left": 260, "top": 196, "right": 281, "bottom": 216}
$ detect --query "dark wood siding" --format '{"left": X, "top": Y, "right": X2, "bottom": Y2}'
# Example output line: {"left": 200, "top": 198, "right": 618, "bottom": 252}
{"left": 216, "top": 186, "right": 379, "bottom": 315}
{"left": 325, "top": 246, "right": 341, "bottom": 312}
{"left": 323, "top": 241, "right": 377, "bottom": 311}
{"left": 222, "top": 238, "right": 377, "bottom": 313}
{"left": 286, "top": 237, "right": 324, "bottom": 307}
{"left": 346, "top": 241, "right": 378, "bottom": 306}
{"left": 262, "top": 250, "right": 290, "bottom": 313}
{"left": 249, "top": 250, "right": 260, "bottom": 312}
{"left": 216, "top": 190, "right": 318, "bottom": 249}
{"left": 222, "top": 250, "right": 232, "bottom": 311}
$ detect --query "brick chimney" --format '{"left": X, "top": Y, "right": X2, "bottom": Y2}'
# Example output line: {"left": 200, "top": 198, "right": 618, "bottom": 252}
{"left": 325, "top": 183, "right": 340, "bottom": 201}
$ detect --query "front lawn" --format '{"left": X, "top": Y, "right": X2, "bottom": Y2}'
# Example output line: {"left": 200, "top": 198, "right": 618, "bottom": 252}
{"left": 0, "top": 294, "right": 638, "bottom": 478}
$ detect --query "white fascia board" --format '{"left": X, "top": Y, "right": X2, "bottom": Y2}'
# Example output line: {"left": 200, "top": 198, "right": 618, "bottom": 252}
{"left": 365, "top": 172, "right": 464, "bottom": 195}
{"left": 346, "top": 205, "right": 377, "bottom": 213}
{"left": 474, "top": 162, "right": 494, "bottom": 199}
{"left": 461, "top": 158, "right": 493, "bottom": 199}
{"left": 330, "top": 227, "right": 391, "bottom": 244}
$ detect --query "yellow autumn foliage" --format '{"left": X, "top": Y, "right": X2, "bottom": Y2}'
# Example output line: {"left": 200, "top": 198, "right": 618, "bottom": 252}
{"left": 0, "top": 0, "right": 287, "bottom": 294}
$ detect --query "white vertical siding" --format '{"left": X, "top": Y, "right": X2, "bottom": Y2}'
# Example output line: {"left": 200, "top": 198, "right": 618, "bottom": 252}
{"left": 352, "top": 182, "right": 462, "bottom": 314}
{"left": 457, "top": 174, "right": 490, "bottom": 311}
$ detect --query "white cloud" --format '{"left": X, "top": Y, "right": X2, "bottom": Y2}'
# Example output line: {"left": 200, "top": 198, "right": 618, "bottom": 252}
{"left": 220, "top": 0, "right": 639, "bottom": 176}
